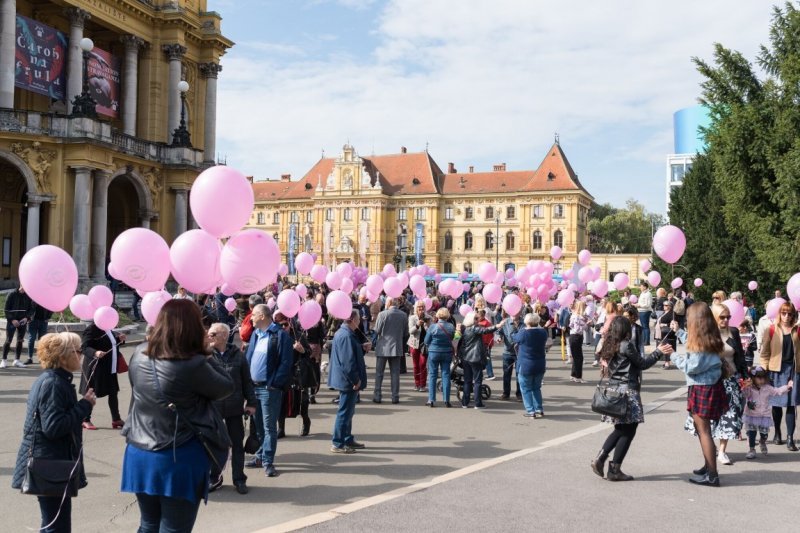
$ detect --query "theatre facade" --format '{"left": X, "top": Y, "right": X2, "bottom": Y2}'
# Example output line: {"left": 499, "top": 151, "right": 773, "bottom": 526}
{"left": 0, "top": 0, "right": 231, "bottom": 286}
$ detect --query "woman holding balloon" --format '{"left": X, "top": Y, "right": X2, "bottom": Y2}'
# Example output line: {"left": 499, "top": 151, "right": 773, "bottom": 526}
{"left": 79, "top": 321, "right": 126, "bottom": 430}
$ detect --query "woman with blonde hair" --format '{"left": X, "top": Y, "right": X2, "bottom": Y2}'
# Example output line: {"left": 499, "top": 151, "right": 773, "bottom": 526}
{"left": 423, "top": 307, "right": 457, "bottom": 407}
{"left": 568, "top": 300, "right": 589, "bottom": 383}
{"left": 12, "top": 333, "right": 97, "bottom": 532}
{"left": 671, "top": 302, "right": 728, "bottom": 487}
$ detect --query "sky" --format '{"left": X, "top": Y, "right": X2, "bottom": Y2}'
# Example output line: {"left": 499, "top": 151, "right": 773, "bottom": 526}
{"left": 209, "top": 0, "right": 775, "bottom": 215}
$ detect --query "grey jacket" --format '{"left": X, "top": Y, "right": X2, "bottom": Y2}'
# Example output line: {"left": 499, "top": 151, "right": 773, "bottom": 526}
{"left": 374, "top": 307, "right": 409, "bottom": 358}
{"left": 408, "top": 312, "right": 432, "bottom": 350}
{"left": 459, "top": 324, "right": 500, "bottom": 365}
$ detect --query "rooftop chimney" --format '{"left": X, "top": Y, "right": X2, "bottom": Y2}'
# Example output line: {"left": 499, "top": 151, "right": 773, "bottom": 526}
{"left": 400, "top": 146, "right": 407, "bottom": 154}
{"left": 447, "top": 162, "right": 456, "bottom": 174}
{"left": 469, "top": 166, "right": 474, "bottom": 173}
{"left": 280, "top": 173, "right": 291, "bottom": 182}
{"left": 493, "top": 163, "right": 506, "bottom": 172}
{"left": 246, "top": 175, "right": 254, "bottom": 183}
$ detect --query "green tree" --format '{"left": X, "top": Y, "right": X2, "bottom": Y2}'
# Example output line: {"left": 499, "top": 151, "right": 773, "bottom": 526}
{"left": 588, "top": 199, "right": 663, "bottom": 254}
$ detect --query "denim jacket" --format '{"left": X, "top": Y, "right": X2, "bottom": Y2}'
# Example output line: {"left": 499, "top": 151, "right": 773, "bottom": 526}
{"left": 670, "top": 351, "right": 722, "bottom": 386}
{"left": 497, "top": 319, "right": 522, "bottom": 357}
{"left": 424, "top": 320, "right": 455, "bottom": 355}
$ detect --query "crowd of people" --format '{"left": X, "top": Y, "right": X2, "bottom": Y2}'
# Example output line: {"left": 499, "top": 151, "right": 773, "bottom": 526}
{"left": 9, "top": 272, "right": 800, "bottom": 530}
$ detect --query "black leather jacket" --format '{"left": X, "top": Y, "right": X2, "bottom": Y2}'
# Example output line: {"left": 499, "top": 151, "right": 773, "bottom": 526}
{"left": 122, "top": 344, "right": 234, "bottom": 451}
{"left": 459, "top": 324, "right": 499, "bottom": 365}
{"left": 211, "top": 344, "right": 257, "bottom": 419}
{"left": 606, "top": 340, "right": 663, "bottom": 391}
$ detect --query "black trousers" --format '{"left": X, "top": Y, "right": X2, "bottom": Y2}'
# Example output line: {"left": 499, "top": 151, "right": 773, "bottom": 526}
{"left": 38, "top": 496, "right": 71, "bottom": 533}
{"left": 3, "top": 322, "right": 27, "bottom": 359}
{"left": 569, "top": 334, "right": 584, "bottom": 379}
{"left": 601, "top": 423, "right": 639, "bottom": 463}
{"left": 462, "top": 361, "right": 485, "bottom": 407}
{"left": 212, "top": 415, "right": 246, "bottom": 484}
{"left": 773, "top": 406, "right": 797, "bottom": 438}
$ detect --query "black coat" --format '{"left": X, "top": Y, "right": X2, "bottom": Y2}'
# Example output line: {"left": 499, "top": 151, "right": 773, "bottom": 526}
{"left": 79, "top": 324, "right": 123, "bottom": 398}
{"left": 211, "top": 344, "right": 257, "bottom": 418}
{"left": 606, "top": 341, "right": 663, "bottom": 391}
{"left": 459, "top": 324, "right": 498, "bottom": 365}
{"left": 12, "top": 368, "right": 93, "bottom": 490}
{"left": 726, "top": 327, "right": 748, "bottom": 377}
{"left": 4, "top": 290, "right": 32, "bottom": 321}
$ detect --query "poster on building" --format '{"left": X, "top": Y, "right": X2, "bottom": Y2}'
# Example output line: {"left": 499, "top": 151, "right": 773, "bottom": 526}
{"left": 86, "top": 47, "right": 121, "bottom": 118}
{"left": 288, "top": 223, "right": 297, "bottom": 275}
{"left": 14, "top": 15, "right": 67, "bottom": 100}
{"left": 415, "top": 223, "right": 424, "bottom": 266}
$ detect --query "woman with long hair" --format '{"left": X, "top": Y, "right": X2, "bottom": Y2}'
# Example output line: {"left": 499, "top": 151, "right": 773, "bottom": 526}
{"left": 568, "top": 300, "right": 588, "bottom": 383}
{"left": 79, "top": 322, "right": 126, "bottom": 430}
{"left": 590, "top": 317, "right": 672, "bottom": 481}
{"left": 671, "top": 302, "right": 728, "bottom": 487}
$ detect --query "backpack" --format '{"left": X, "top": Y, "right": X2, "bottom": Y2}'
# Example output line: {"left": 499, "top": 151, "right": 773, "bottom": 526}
{"left": 674, "top": 298, "right": 686, "bottom": 316}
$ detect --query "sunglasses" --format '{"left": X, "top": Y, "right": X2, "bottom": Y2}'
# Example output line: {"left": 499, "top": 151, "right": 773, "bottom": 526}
{"left": 781, "top": 312, "right": 792, "bottom": 316}
{"left": 718, "top": 315, "right": 730, "bottom": 320}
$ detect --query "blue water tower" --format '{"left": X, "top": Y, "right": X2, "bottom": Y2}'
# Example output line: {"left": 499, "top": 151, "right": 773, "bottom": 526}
{"left": 673, "top": 105, "right": 711, "bottom": 154}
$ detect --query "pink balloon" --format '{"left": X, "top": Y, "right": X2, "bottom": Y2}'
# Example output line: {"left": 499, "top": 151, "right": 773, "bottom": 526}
{"left": 336, "top": 262, "right": 353, "bottom": 279}
{"left": 296, "top": 284, "right": 308, "bottom": 299}
{"left": 459, "top": 304, "right": 473, "bottom": 317}
{"left": 766, "top": 298, "right": 786, "bottom": 320}
{"left": 340, "top": 277, "right": 354, "bottom": 294}
{"left": 693, "top": 278, "right": 703, "bottom": 287}
{"left": 384, "top": 277, "right": 403, "bottom": 298}
{"left": 409, "top": 274, "right": 426, "bottom": 295}
{"left": 311, "top": 264, "right": 328, "bottom": 284}
{"left": 220, "top": 230, "right": 280, "bottom": 295}
{"left": 382, "top": 264, "right": 396, "bottom": 276}
{"left": 170, "top": 229, "right": 222, "bottom": 294}
{"left": 557, "top": 289, "right": 574, "bottom": 307}
{"left": 613, "top": 273, "right": 629, "bottom": 291}
{"left": 578, "top": 266, "right": 592, "bottom": 283}
{"left": 69, "top": 295, "right": 95, "bottom": 321}
{"left": 397, "top": 272, "right": 410, "bottom": 289}
{"left": 366, "top": 274, "right": 384, "bottom": 295}
{"left": 462, "top": 282, "right": 470, "bottom": 293}
{"left": 653, "top": 225, "right": 686, "bottom": 264}
{"left": 478, "top": 262, "right": 498, "bottom": 283}
{"left": 482, "top": 283, "right": 502, "bottom": 304}
{"left": 93, "top": 306, "right": 119, "bottom": 331}
{"left": 107, "top": 262, "right": 120, "bottom": 280}
{"left": 224, "top": 297, "right": 237, "bottom": 313}
{"left": 190, "top": 165, "right": 254, "bottom": 239}
{"left": 358, "top": 286, "right": 368, "bottom": 298}
{"left": 593, "top": 280, "right": 609, "bottom": 298}
{"left": 19, "top": 245, "right": 78, "bottom": 312}
{"left": 295, "top": 252, "right": 314, "bottom": 275}
{"left": 788, "top": 273, "right": 800, "bottom": 303}
{"left": 722, "top": 298, "right": 745, "bottom": 328}
{"left": 629, "top": 295, "right": 639, "bottom": 305}
{"left": 748, "top": 281, "right": 758, "bottom": 291}
{"left": 326, "top": 290, "right": 353, "bottom": 320}
{"left": 578, "top": 249, "right": 592, "bottom": 265}
{"left": 267, "top": 297, "right": 276, "bottom": 310}
{"left": 640, "top": 259, "right": 652, "bottom": 274}
{"left": 111, "top": 228, "right": 170, "bottom": 292}
{"left": 459, "top": 271, "right": 469, "bottom": 281}
{"left": 502, "top": 293, "right": 522, "bottom": 316}
{"left": 647, "top": 271, "right": 661, "bottom": 287}
{"left": 220, "top": 283, "right": 234, "bottom": 296}
{"left": 505, "top": 268, "right": 515, "bottom": 279}
{"left": 88, "top": 285, "right": 113, "bottom": 309}
{"left": 277, "top": 289, "right": 301, "bottom": 318}
{"left": 278, "top": 264, "right": 289, "bottom": 277}
{"left": 141, "top": 290, "right": 172, "bottom": 325}
{"left": 423, "top": 297, "right": 432, "bottom": 311}
{"left": 671, "top": 277, "right": 683, "bottom": 290}
{"left": 298, "top": 300, "right": 323, "bottom": 329}
{"left": 325, "top": 271, "right": 343, "bottom": 290}
{"left": 434, "top": 274, "right": 442, "bottom": 283}
{"left": 550, "top": 246, "right": 563, "bottom": 260}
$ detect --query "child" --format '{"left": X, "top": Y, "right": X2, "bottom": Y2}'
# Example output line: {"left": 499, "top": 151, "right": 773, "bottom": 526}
{"left": 738, "top": 319, "right": 757, "bottom": 369}
{"left": 742, "top": 366, "right": 793, "bottom": 459}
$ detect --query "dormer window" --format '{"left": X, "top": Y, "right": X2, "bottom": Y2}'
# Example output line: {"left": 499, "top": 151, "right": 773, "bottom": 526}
{"left": 412, "top": 177, "right": 421, "bottom": 185}
{"left": 305, "top": 183, "right": 312, "bottom": 189}
{"left": 547, "top": 172, "right": 555, "bottom": 181}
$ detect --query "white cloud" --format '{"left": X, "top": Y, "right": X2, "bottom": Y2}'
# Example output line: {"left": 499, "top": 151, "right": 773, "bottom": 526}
{"left": 216, "top": 0, "right": 773, "bottom": 208}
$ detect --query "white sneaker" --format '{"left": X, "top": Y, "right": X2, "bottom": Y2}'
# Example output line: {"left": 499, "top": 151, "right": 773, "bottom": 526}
{"left": 745, "top": 449, "right": 756, "bottom": 460}
{"left": 718, "top": 451, "right": 732, "bottom": 465}
{"left": 12, "top": 359, "right": 25, "bottom": 368}
{"left": 0, "top": 360, "right": 6, "bottom": 369}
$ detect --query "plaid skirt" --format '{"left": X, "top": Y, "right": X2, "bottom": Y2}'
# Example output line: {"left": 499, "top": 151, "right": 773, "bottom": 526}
{"left": 687, "top": 380, "right": 728, "bottom": 420}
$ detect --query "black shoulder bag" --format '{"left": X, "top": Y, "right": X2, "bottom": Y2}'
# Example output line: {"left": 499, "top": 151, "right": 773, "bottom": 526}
{"left": 590, "top": 355, "right": 629, "bottom": 419}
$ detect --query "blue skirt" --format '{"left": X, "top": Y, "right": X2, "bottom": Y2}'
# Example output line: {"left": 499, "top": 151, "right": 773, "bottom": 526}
{"left": 121, "top": 438, "right": 210, "bottom": 505}
{"left": 769, "top": 362, "right": 798, "bottom": 408}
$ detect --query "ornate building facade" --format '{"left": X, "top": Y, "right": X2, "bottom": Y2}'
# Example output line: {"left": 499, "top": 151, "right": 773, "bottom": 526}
{"left": 0, "top": 0, "right": 231, "bottom": 284}
{"left": 248, "top": 142, "right": 596, "bottom": 276}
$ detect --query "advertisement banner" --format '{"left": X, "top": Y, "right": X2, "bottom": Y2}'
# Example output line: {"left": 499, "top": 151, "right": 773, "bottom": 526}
{"left": 14, "top": 15, "right": 67, "bottom": 100}
{"left": 86, "top": 47, "right": 121, "bottom": 117}
{"left": 415, "top": 223, "right": 423, "bottom": 266}
{"left": 288, "top": 223, "right": 297, "bottom": 275}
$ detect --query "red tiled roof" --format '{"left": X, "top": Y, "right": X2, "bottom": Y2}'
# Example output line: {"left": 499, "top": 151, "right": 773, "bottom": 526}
{"left": 440, "top": 170, "right": 535, "bottom": 195}
{"left": 252, "top": 180, "right": 294, "bottom": 201}
{"left": 365, "top": 152, "right": 441, "bottom": 195}
{"left": 522, "top": 143, "right": 588, "bottom": 193}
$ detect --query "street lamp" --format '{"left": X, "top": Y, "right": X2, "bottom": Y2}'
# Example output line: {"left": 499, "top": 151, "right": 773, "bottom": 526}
{"left": 171, "top": 80, "right": 192, "bottom": 147}
{"left": 70, "top": 37, "right": 97, "bottom": 118}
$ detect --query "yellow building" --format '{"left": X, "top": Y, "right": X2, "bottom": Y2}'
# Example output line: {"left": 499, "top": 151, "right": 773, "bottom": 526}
{"left": 248, "top": 142, "right": 596, "bottom": 277}
{"left": 0, "top": 0, "right": 232, "bottom": 286}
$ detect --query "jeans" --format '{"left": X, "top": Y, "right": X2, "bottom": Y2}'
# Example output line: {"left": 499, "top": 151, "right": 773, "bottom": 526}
{"left": 484, "top": 347, "right": 494, "bottom": 378}
{"left": 462, "top": 361, "right": 485, "bottom": 407}
{"left": 518, "top": 372, "right": 545, "bottom": 413}
{"left": 212, "top": 415, "right": 246, "bottom": 484}
{"left": 427, "top": 352, "right": 451, "bottom": 403}
{"left": 28, "top": 319, "right": 49, "bottom": 360}
{"left": 3, "top": 321, "right": 26, "bottom": 359}
{"left": 38, "top": 496, "right": 71, "bottom": 533}
{"left": 332, "top": 389, "right": 358, "bottom": 448}
{"left": 135, "top": 492, "right": 201, "bottom": 533}
{"left": 638, "top": 311, "right": 652, "bottom": 345}
{"left": 569, "top": 334, "right": 584, "bottom": 379}
{"left": 373, "top": 356, "right": 401, "bottom": 402}
{"left": 253, "top": 386, "right": 283, "bottom": 466}
{"left": 410, "top": 347, "right": 428, "bottom": 388}
{"left": 502, "top": 355, "right": 521, "bottom": 397}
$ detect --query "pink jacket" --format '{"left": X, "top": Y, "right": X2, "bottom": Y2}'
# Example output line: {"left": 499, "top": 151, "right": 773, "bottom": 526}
{"left": 743, "top": 383, "right": 791, "bottom": 418}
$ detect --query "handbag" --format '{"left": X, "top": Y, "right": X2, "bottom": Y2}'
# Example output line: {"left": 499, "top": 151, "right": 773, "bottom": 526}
{"left": 116, "top": 353, "right": 129, "bottom": 374}
{"left": 590, "top": 356, "right": 629, "bottom": 419}
{"left": 244, "top": 415, "right": 260, "bottom": 455}
{"left": 21, "top": 411, "right": 80, "bottom": 497}
{"left": 283, "top": 385, "right": 302, "bottom": 419}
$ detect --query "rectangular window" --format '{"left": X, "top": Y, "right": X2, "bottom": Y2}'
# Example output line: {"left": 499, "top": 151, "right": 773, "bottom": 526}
{"left": 325, "top": 208, "right": 333, "bottom": 221}
{"left": 290, "top": 211, "right": 299, "bottom": 223}
{"left": 465, "top": 207, "right": 474, "bottom": 220}
{"left": 506, "top": 206, "right": 515, "bottom": 219}
{"left": 553, "top": 204, "right": 564, "bottom": 218}
{"left": 445, "top": 207, "right": 454, "bottom": 220}
{"left": 532, "top": 205, "right": 543, "bottom": 219}
{"left": 486, "top": 206, "right": 494, "bottom": 220}
{"left": 671, "top": 164, "right": 685, "bottom": 183}
{"left": 398, "top": 208, "right": 407, "bottom": 221}
{"left": 306, "top": 211, "right": 313, "bottom": 223}
{"left": 272, "top": 212, "right": 279, "bottom": 224}
{"left": 415, "top": 207, "right": 425, "bottom": 220}
{"left": 361, "top": 207, "right": 369, "bottom": 220}
{"left": 344, "top": 208, "right": 352, "bottom": 221}
{"left": 257, "top": 212, "right": 265, "bottom": 225}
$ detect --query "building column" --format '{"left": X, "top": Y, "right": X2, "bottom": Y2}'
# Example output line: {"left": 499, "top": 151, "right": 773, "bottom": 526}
{"left": 162, "top": 44, "right": 186, "bottom": 139}
{"left": 139, "top": 209, "right": 156, "bottom": 229}
{"left": 90, "top": 170, "right": 110, "bottom": 282}
{"left": 0, "top": 0, "right": 16, "bottom": 108}
{"left": 199, "top": 62, "right": 222, "bottom": 162}
{"left": 25, "top": 194, "right": 43, "bottom": 251}
{"left": 65, "top": 8, "right": 91, "bottom": 114}
{"left": 172, "top": 187, "right": 188, "bottom": 239}
{"left": 120, "top": 35, "right": 144, "bottom": 136}
{"left": 71, "top": 166, "right": 93, "bottom": 281}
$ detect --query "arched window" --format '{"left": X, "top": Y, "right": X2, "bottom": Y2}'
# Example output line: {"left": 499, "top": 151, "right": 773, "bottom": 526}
{"left": 257, "top": 212, "right": 265, "bottom": 225}
{"left": 464, "top": 261, "right": 473, "bottom": 273}
{"left": 506, "top": 206, "right": 516, "bottom": 219}
{"left": 532, "top": 230, "right": 542, "bottom": 250}
{"left": 486, "top": 206, "right": 494, "bottom": 220}
{"left": 505, "top": 231, "right": 515, "bottom": 250}
{"left": 485, "top": 231, "right": 494, "bottom": 250}
{"left": 444, "top": 231, "right": 453, "bottom": 250}
{"left": 553, "top": 229, "right": 563, "bottom": 248}
{"left": 443, "top": 261, "right": 453, "bottom": 273}
{"left": 464, "top": 231, "right": 473, "bottom": 250}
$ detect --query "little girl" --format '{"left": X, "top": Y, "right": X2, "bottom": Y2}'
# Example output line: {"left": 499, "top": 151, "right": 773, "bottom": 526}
{"left": 742, "top": 366, "right": 793, "bottom": 459}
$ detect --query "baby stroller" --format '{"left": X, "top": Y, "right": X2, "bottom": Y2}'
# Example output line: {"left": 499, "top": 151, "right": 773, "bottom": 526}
{"left": 437, "top": 349, "right": 491, "bottom": 401}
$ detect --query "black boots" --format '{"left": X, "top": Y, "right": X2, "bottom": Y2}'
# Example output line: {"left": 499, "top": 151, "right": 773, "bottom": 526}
{"left": 606, "top": 462, "right": 634, "bottom": 481}
{"left": 693, "top": 464, "right": 708, "bottom": 476}
{"left": 300, "top": 418, "right": 310, "bottom": 437}
{"left": 787, "top": 436, "right": 798, "bottom": 451}
{"left": 773, "top": 429, "right": 785, "bottom": 445}
{"left": 590, "top": 450, "right": 608, "bottom": 478}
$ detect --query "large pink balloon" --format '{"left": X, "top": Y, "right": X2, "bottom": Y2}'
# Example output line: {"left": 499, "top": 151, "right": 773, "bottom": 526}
{"left": 502, "top": 293, "right": 522, "bottom": 316}
{"left": 652, "top": 225, "right": 686, "bottom": 264}
{"left": 170, "top": 229, "right": 222, "bottom": 294}
{"left": 277, "top": 289, "right": 301, "bottom": 318}
{"left": 296, "top": 283, "right": 308, "bottom": 299}
{"left": 190, "top": 165, "right": 254, "bottom": 238}
{"left": 640, "top": 259, "right": 652, "bottom": 274}
{"left": 220, "top": 230, "right": 280, "bottom": 295}
{"left": 295, "top": 253, "right": 314, "bottom": 276}
{"left": 578, "top": 249, "right": 592, "bottom": 265}
{"left": 459, "top": 304, "right": 473, "bottom": 317}
{"left": 326, "top": 290, "right": 353, "bottom": 320}
{"left": 69, "top": 294, "right": 95, "bottom": 321}
{"left": 409, "top": 274, "right": 426, "bottom": 295}
{"left": 593, "top": 280, "right": 609, "bottom": 298}
{"left": 19, "top": 245, "right": 78, "bottom": 312}
{"left": 142, "top": 290, "right": 172, "bottom": 325}
{"left": 482, "top": 283, "right": 502, "bottom": 304}
{"left": 787, "top": 273, "right": 800, "bottom": 305}
{"left": 297, "top": 300, "right": 322, "bottom": 329}
{"left": 384, "top": 277, "right": 403, "bottom": 298}
{"left": 88, "top": 285, "right": 113, "bottom": 309}
{"left": 382, "top": 264, "right": 396, "bottom": 277}
{"left": 766, "top": 298, "right": 786, "bottom": 320}
{"left": 325, "top": 271, "right": 343, "bottom": 290}
{"left": 336, "top": 262, "right": 353, "bottom": 279}
{"left": 224, "top": 297, "right": 237, "bottom": 313}
{"left": 310, "top": 264, "right": 328, "bottom": 284}
{"left": 722, "top": 299, "right": 745, "bottom": 328}
{"left": 478, "top": 262, "right": 497, "bottom": 283}
{"left": 629, "top": 295, "right": 639, "bottom": 305}
{"left": 278, "top": 264, "right": 289, "bottom": 277}
{"left": 613, "top": 273, "right": 629, "bottom": 291}
{"left": 423, "top": 297, "right": 432, "bottom": 311}
{"left": 366, "top": 274, "right": 384, "bottom": 295}
{"left": 557, "top": 289, "right": 575, "bottom": 307}
{"left": 578, "top": 266, "right": 592, "bottom": 283}
{"left": 93, "top": 306, "right": 119, "bottom": 331}
{"left": 671, "top": 277, "right": 683, "bottom": 290}
{"left": 111, "top": 228, "right": 170, "bottom": 292}
{"left": 550, "top": 246, "right": 562, "bottom": 260}
{"left": 340, "top": 277, "right": 354, "bottom": 294}
{"left": 647, "top": 271, "right": 661, "bottom": 287}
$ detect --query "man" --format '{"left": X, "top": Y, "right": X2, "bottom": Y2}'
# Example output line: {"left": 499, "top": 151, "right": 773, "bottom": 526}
{"left": 208, "top": 322, "right": 257, "bottom": 494}
{"left": 636, "top": 282, "right": 653, "bottom": 346}
{"left": 372, "top": 297, "right": 409, "bottom": 404}
{"left": 240, "top": 294, "right": 264, "bottom": 352}
{"left": 244, "top": 304, "right": 293, "bottom": 478}
{"left": 356, "top": 294, "right": 372, "bottom": 339}
{"left": 496, "top": 310, "right": 522, "bottom": 400}
{"left": 329, "top": 310, "right": 369, "bottom": 453}
{"left": 2, "top": 287, "right": 32, "bottom": 368}
{"left": 26, "top": 302, "right": 52, "bottom": 365}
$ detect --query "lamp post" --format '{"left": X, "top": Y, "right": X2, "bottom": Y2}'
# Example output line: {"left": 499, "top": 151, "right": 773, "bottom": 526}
{"left": 70, "top": 37, "right": 97, "bottom": 118}
{"left": 171, "top": 80, "right": 192, "bottom": 147}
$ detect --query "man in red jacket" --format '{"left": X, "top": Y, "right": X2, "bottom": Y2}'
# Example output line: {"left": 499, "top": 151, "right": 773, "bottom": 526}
{"left": 240, "top": 294, "right": 264, "bottom": 351}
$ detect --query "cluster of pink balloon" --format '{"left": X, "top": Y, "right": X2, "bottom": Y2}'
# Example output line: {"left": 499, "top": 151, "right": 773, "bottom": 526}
{"left": 69, "top": 285, "right": 118, "bottom": 330}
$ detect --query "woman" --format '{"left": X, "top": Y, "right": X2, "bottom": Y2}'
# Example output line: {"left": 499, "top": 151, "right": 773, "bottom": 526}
{"left": 512, "top": 313, "right": 550, "bottom": 418}
{"left": 121, "top": 300, "right": 234, "bottom": 532}
{"left": 623, "top": 308, "right": 644, "bottom": 356}
{"left": 408, "top": 300, "right": 431, "bottom": 392}
{"left": 12, "top": 333, "right": 96, "bottom": 533}
{"left": 591, "top": 317, "right": 672, "bottom": 481}
{"left": 671, "top": 302, "right": 728, "bottom": 487}
{"left": 423, "top": 308, "right": 456, "bottom": 407}
{"left": 568, "top": 300, "right": 589, "bottom": 383}
{"left": 759, "top": 301, "right": 800, "bottom": 450}
{"left": 276, "top": 313, "right": 314, "bottom": 438}
{"left": 654, "top": 300, "right": 677, "bottom": 369}
{"left": 304, "top": 304, "right": 326, "bottom": 404}
{"left": 458, "top": 312, "right": 504, "bottom": 409}
{"left": 79, "top": 321, "right": 126, "bottom": 430}
{"left": 474, "top": 300, "right": 496, "bottom": 381}
{"left": 654, "top": 288, "right": 667, "bottom": 321}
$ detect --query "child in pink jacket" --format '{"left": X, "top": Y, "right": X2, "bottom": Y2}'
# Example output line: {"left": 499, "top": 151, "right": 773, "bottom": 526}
{"left": 742, "top": 366, "right": 793, "bottom": 459}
